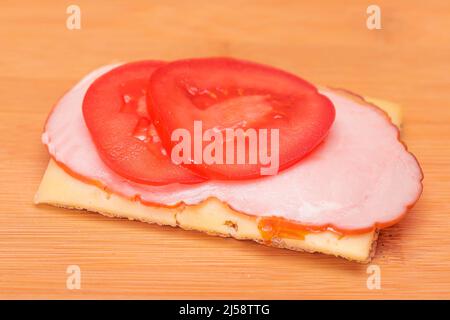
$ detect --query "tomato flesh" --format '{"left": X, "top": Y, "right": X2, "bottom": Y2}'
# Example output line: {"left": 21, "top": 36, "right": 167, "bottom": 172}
{"left": 82, "top": 61, "right": 205, "bottom": 185}
{"left": 148, "top": 57, "right": 335, "bottom": 179}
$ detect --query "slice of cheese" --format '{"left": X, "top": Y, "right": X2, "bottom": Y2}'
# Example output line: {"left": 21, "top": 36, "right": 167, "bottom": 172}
{"left": 34, "top": 159, "right": 378, "bottom": 262}
{"left": 34, "top": 95, "right": 401, "bottom": 263}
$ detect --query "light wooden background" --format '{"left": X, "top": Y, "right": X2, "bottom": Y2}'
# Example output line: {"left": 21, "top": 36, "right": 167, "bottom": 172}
{"left": 1, "top": 0, "right": 449, "bottom": 299}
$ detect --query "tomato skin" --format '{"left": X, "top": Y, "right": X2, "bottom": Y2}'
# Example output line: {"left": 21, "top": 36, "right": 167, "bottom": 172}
{"left": 148, "top": 57, "right": 336, "bottom": 180}
{"left": 82, "top": 61, "right": 206, "bottom": 185}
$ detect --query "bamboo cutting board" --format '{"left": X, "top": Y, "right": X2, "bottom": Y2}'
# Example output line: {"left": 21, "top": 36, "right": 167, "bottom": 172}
{"left": 1, "top": 0, "right": 449, "bottom": 299}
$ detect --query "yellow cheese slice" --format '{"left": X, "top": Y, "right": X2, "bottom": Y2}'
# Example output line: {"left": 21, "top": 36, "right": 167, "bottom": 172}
{"left": 34, "top": 94, "right": 401, "bottom": 263}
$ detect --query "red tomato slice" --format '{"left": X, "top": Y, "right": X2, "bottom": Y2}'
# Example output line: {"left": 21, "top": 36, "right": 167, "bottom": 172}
{"left": 148, "top": 57, "right": 335, "bottom": 179}
{"left": 82, "top": 61, "right": 205, "bottom": 185}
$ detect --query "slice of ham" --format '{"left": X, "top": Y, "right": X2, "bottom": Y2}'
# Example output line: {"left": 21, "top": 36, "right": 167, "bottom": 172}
{"left": 43, "top": 64, "right": 423, "bottom": 233}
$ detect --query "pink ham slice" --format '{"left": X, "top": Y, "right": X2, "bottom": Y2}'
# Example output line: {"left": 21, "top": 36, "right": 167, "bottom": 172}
{"left": 43, "top": 64, "right": 423, "bottom": 232}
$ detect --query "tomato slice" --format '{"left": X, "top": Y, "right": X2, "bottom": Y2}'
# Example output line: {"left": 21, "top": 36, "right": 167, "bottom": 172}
{"left": 148, "top": 57, "right": 335, "bottom": 179}
{"left": 82, "top": 61, "right": 205, "bottom": 185}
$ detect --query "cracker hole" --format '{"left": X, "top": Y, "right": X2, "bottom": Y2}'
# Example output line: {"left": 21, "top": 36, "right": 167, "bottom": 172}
{"left": 224, "top": 220, "right": 238, "bottom": 232}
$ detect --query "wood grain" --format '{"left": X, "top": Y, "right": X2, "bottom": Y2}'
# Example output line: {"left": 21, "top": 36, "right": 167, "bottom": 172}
{"left": 0, "top": 0, "right": 449, "bottom": 299}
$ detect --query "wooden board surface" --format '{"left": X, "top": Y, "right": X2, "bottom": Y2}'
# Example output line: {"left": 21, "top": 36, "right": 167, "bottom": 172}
{"left": 1, "top": 0, "right": 449, "bottom": 299}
